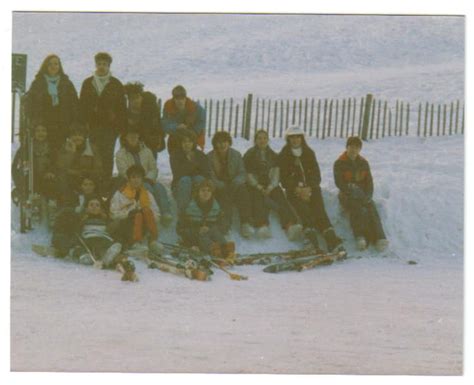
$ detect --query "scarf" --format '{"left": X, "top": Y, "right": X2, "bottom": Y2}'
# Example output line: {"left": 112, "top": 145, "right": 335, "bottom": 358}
{"left": 92, "top": 71, "right": 111, "bottom": 96}
{"left": 122, "top": 183, "right": 151, "bottom": 209}
{"left": 291, "top": 147, "right": 303, "bottom": 158}
{"left": 44, "top": 74, "right": 60, "bottom": 106}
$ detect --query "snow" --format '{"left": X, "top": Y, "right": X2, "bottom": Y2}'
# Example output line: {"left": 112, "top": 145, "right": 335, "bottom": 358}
{"left": 9, "top": 13, "right": 464, "bottom": 375}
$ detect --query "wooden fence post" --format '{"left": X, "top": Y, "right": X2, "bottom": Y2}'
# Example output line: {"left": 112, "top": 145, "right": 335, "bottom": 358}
{"left": 369, "top": 98, "right": 375, "bottom": 139}
{"left": 382, "top": 101, "right": 387, "bottom": 138}
{"left": 316, "top": 99, "right": 321, "bottom": 138}
{"left": 406, "top": 103, "right": 410, "bottom": 136}
{"left": 360, "top": 93, "right": 373, "bottom": 140}
{"left": 340, "top": 99, "right": 346, "bottom": 138}
{"left": 429, "top": 103, "right": 434, "bottom": 137}
{"left": 436, "top": 104, "right": 441, "bottom": 136}
{"left": 443, "top": 104, "right": 447, "bottom": 136}
{"left": 346, "top": 98, "right": 351, "bottom": 138}
{"left": 267, "top": 99, "right": 272, "bottom": 132}
{"left": 309, "top": 98, "right": 314, "bottom": 137}
{"left": 229, "top": 98, "right": 233, "bottom": 133}
{"left": 399, "top": 102, "right": 404, "bottom": 136}
{"left": 254, "top": 98, "right": 259, "bottom": 130}
{"left": 455, "top": 99, "right": 460, "bottom": 134}
{"left": 280, "top": 100, "right": 284, "bottom": 138}
{"left": 376, "top": 100, "right": 381, "bottom": 139}
{"left": 215, "top": 100, "right": 220, "bottom": 133}
{"left": 417, "top": 103, "right": 421, "bottom": 137}
{"left": 234, "top": 103, "right": 239, "bottom": 138}
{"left": 423, "top": 102, "right": 428, "bottom": 137}
{"left": 358, "top": 97, "right": 365, "bottom": 136}
{"left": 241, "top": 99, "right": 246, "bottom": 138}
{"left": 322, "top": 99, "right": 328, "bottom": 139}
{"left": 244, "top": 94, "right": 253, "bottom": 140}
{"left": 304, "top": 98, "right": 308, "bottom": 133}
{"left": 208, "top": 99, "right": 213, "bottom": 137}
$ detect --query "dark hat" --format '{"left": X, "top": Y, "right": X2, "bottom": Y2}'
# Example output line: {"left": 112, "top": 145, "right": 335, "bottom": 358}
{"left": 346, "top": 136, "right": 363, "bottom": 148}
{"left": 172, "top": 85, "right": 187, "bottom": 99}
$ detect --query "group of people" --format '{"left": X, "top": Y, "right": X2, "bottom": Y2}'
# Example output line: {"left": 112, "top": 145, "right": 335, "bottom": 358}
{"left": 12, "top": 52, "right": 388, "bottom": 268}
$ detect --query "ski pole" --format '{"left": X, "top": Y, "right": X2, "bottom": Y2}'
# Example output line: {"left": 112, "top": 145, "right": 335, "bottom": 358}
{"left": 75, "top": 233, "right": 103, "bottom": 269}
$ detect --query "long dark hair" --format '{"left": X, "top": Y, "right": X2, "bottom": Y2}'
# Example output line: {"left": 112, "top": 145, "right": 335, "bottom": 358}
{"left": 35, "top": 54, "right": 65, "bottom": 78}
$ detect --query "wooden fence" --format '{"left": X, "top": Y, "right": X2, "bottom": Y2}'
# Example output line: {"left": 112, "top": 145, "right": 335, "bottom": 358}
{"left": 157, "top": 93, "right": 464, "bottom": 140}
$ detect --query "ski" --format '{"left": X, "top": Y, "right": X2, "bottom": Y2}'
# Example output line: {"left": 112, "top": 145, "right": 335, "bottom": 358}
{"left": 31, "top": 244, "right": 138, "bottom": 282}
{"left": 263, "top": 249, "right": 347, "bottom": 273}
{"left": 234, "top": 248, "right": 322, "bottom": 265}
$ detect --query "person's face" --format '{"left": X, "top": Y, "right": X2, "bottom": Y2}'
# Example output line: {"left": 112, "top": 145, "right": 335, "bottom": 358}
{"left": 174, "top": 97, "right": 186, "bottom": 111}
{"left": 129, "top": 93, "right": 143, "bottom": 110}
{"left": 126, "top": 132, "right": 140, "bottom": 148}
{"left": 255, "top": 132, "right": 269, "bottom": 149}
{"left": 34, "top": 125, "right": 48, "bottom": 142}
{"left": 95, "top": 60, "right": 110, "bottom": 76}
{"left": 181, "top": 137, "right": 194, "bottom": 153}
{"left": 70, "top": 134, "right": 85, "bottom": 148}
{"left": 86, "top": 199, "right": 102, "bottom": 216}
{"left": 81, "top": 179, "right": 96, "bottom": 195}
{"left": 289, "top": 135, "right": 302, "bottom": 148}
{"left": 47, "top": 57, "right": 60, "bottom": 77}
{"left": 346, "top": 144, "right": 361, "bottom": 160}
{"left": 198, "top": 186, "right": 212, "bottom": 203}
{"left": 216, "top": 140, "right": 230, "bottom": 155}
{"left": 129, "top": 174, "right": 143, "bottom": 189}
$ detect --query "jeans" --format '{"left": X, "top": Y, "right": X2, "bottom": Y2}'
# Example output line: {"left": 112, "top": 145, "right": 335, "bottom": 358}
{"left": 173, "top": 176, "right": 205, "bottom": 213}
{"left": 144, "top": 181, "right": 172, "bottom": 216}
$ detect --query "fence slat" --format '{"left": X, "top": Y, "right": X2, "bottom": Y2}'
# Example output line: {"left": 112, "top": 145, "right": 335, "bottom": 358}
{"left": 303, "top": 98, "right": 308, "bottom": 133}
{"left": 254, "top": 98, "right": 259, "bottom": 131}
{"left": 417, "top": 103, "right": 421, "bottom": 137}
{"left": 346, "top": 98, "right": 351, "bottom": 138}
{"left": 436, "top": 104, "right": 441, "bottom": 136}
{"left": 316, "top": 99, "right": 321, "bottom": 138}
{"left": 298, "top": 99, "right": 303, "bottom": 126}
{"left": 461, "top": 102, "right": 464, "bottom": 134}
{"left": 215, "top": 100, "right": 220, "bottom": 133}
{"left": 273, "top": 101, "right": 278, "bottom": 138}
{"left": 388, "top": 108, "right": 392, "bottom": 136}
{"left": 267, "top": 99, "right": 272, "bottom": 133}
{"left": 423, "top": 102, "right": 429, "bottom": 137}
{"left": 221, "top": 99, "right": 226, "bottom": 131}
{"left": 376, "top": 100, "right": 381, "bottom": 139}
{"left": 261, "top": 99, "right": 265, "bottom": 128}
{"left": 280, "top": 100, "right": 284, "bottom": 138}
{"left": 382, "top": 101, "right": 387, "bottom": 138}
{"left": 327, "top": 99, "right": 334, "bottom": 138}
{"left": 443, "top": 104, "right": 447, "bottom": 136}
{"left": 292, "top": 100, "right": 296, "bottom": 125}
{"left": 241, "top": 99, "right": 246, "bottom": 138}
{"left": 394, "top": 100, "right": 399, "bottom": 136}
{"left": 309, "top": 98, "right": 315, "bottom": 137}
{"left": 334, "top": 99, "right": 339, "bottom": 137}
{"left": 352, "top": 98, "right": 357, "bottom": 136}
{"left": 455, "top": 99, "right": 460, "bottom": 134}
{"left": 322, "top": 99, "right": 328, "bottom": 139}
{"left": 406, "top": 103, "right": 410, "bottom": 136}
{"left": 229, "top": 98, "right": 233, "bottom": 133}
{"left": 449, "top": 102, "right": 453, "bottom": 135}
{"left": 358, "top": 97, "right": 365, "bottom": 136}
{"left": 208, "top": 99, "right": 213, "bottom": 137}
{"left": 340, "top": 99, "right": 345, "bottom": 138}
{"left": 369, "top": 98, "right": 375, "bottom": 139}
{"left": 429, "top": 103, "right": 434, "bottom": 137}
{"left": 234, "top": 103, "right": 239, "bottom": 138}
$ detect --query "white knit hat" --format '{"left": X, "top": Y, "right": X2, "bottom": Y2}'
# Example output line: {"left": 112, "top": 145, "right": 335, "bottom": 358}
{"left": 284, "top": 125, "right": 306, "bottom": 139}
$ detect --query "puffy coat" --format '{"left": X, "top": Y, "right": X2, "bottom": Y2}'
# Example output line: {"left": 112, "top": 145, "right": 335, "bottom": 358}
{"left": 243, "top": 145, "right": 280, "bottom": 190}
{"left": 170, "top": 148, "right": 211, "bottom": 190}
{"left": 109, "top": 185, "right": 160, "bottom": 221}
{"left": 56, "top": 138, "right": 103, "bottom": 181}
{"left": 207, "top": 148, "right": 247, "bottom": 190}
{"left": 115, "top": 143, "right": 158, "bottom": 183}
{"left": 333, "top": 151, "right": 373, "bottom": 197}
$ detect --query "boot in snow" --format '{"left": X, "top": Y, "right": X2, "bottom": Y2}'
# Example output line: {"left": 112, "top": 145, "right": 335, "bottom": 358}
{"left": 356, "top": 236, "right": 367, "bottom": 251}
{"left": 149, "top": 240, "right": 164, "bottom": 255}
{"left": 286, "top": 223, "right": 303, "bottom": 241}
{"left": 375, "top": 238, "right": 389, "bottom": 252}
{"left": 103, "top": 242, "right": 122, "bottom": 267}
{"left": 256, "top": 225, "right": 272, "bottom": 239}
{"left": 323, "top": 227, "right": 344, "bottom": 252}
{"left": 304, "top": 228, "right": 324, "bottom": 254}
{"left": 240, "top": 223, "right": 255, "bottom": 239}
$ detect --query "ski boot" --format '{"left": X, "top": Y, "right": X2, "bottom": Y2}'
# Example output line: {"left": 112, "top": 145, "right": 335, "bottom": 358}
{"left": 356, "top": 236, "right": 367, "bottom": 251}
{"left": 323, "top": 227, "right": 344, "bottom": 252}
{"left": 303, "top": 228, "right": 324, "bottom": 255}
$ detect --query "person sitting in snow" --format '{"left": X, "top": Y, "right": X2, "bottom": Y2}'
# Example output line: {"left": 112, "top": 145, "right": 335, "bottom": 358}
{"left": 124, "top": 81, "right": 165, "bottom": 158}
{"left": 278, "top": 126, "right": 343, "bottom": 252}
{"left": 207, "top": 131, "right": 254, "bottom": 238}
{"left": 177, "top": 179, "right": 235, "bottom": 261}
{"left": 70, "top": 195, "right": 123, "bottom": 267}
{"left": 55, "top": 122, "right": 103, "bottom": 206}
{"left": 243, "top": 129, "right": 303, "bottom": 240}
{"left": 109, "top": 164, "right": 162, "bottom": 254}
{"left": 115, "top": 125, "right": 173, "bottom": 226}
{"left": 170, "top": 128, "right": 211, "bottom": 214}
{"left": 333, "top": 136, "right": 388, "bottom": 252}
{"left": 162, "top": 85, "right": 206, "bottom": 154}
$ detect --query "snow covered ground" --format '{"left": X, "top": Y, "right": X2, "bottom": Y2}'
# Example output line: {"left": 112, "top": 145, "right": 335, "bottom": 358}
{"left": 10, "top": 13, "right": 464, "bottom": 375}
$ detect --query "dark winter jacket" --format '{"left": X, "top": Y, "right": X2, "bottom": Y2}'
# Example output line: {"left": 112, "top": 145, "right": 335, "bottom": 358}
{"left": 56, "top": 139, "right": 103, "bottom": 181}
{"left": 243, "top": 145, "right": 280, "bottom": 189}
{"left": 207, "top": 148, "right": 247, "bottom": 190}
{"left": 333, "top": 151, "right": 373, "bottom": 198}
{"left": 26, "top": 74, "right": 78, "bottom": 141}
{"left": 79, "top": 76, "right": 127, "bottom": 135}
{"left": 81, "top": 213, "right": 114, "bottom": 241}
{"left": 127, "top": 91, "right": 165, "bottom": 153}
{"left": 278, "top": 143, "right": 321, "bottom": 194}
{"left": 170, "top": 148, "right": 211, "bottom": 190}
{"left": 12, "top": 140, "right": 55, "bottom": 190}
{"left": 162, "top": 97, "right": 206, "bottom": 151}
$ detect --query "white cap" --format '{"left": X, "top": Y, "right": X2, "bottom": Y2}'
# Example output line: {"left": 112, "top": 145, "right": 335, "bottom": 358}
{"left": 284, "top": 125, "right": 306, "bottom": 139}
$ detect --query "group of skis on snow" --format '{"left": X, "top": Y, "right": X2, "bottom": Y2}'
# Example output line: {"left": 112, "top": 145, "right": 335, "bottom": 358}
{"left": 12, "top": 52, "right": 388, "bottom": 281}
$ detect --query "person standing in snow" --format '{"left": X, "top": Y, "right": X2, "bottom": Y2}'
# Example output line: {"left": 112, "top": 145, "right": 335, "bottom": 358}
{"left": 124, "top": 82, "right": 165, "bottom": 158}
{"left": 25, "top": 54, "right": 79, "bottom": 156}
{"left": 79, "top": 52, "right": 127, "bottom": 182}
{"left": 243, "top": 129, "right": 303, "bottom": 240}
{"left": 279, "top": 126, "right": 343, "bottom": 252}
{"left": 170, "top": 128, "right": 211, "bottom": 214}
{"left": 207, "top": 131, "right": 254, "bottom": 238}
{"left": 109, "top": 164, "right": 162, "bottom": 254}
{"left": 115, "top": 126, "right": 173, "bottom": 226}
{"left": 333, "top": 136, "right": 388, "bottom": 251}
{"left": 177, "top": 179, "right": 235, "bottom": 261}
{"left": 162, "top": 85, "right": 206, "bottom": 154}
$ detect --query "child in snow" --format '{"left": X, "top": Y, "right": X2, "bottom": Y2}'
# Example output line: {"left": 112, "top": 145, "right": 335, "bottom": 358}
{"left": 109, "top": 164, "right": 162, "bottom": 254}
{"left": 177, "top": 179, "right": 235, "bottom": 260}
{"left": 71, "top": 195, "right": 123, "bottom": 267}
{"left": 243, "top": 129, "right": 303, "bottom": 240}
{"left": 333, "top": 136, "right": 388, "bottom": 251}
{"left": 278, "top": 126, "right": 343, "bottom": 252}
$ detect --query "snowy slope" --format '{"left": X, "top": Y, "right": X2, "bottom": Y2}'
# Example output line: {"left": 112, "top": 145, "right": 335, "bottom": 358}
{"left": 10, "top": 13, "right": 464, "bottom": 374}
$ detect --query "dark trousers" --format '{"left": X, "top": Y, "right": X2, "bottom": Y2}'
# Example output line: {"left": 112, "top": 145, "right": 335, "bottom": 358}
{"left": 51, "top": 208, "right": 81, "bottom": 257}
{"left": 109, "top": 217, "right": 135, "bottom": 248}
{"left": 179, "top": 225, "right": 226, "bottom": 254}
{"left": 249, "top": 186, "right": 297, "bottom": 228}
{"left": 90, "top": 128, "right": 117, "bottom": 181}
{"left": 215, "top": 182, "right": 252, "bottom": 233}
{"left": 339, "top": 193, "right": 386, "bottom": 243}
{"left": 287, "top": 186, "right": 332, "bottom": 232}
{"left": 73, "top": 237, "right": 113, "bottom": 260}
